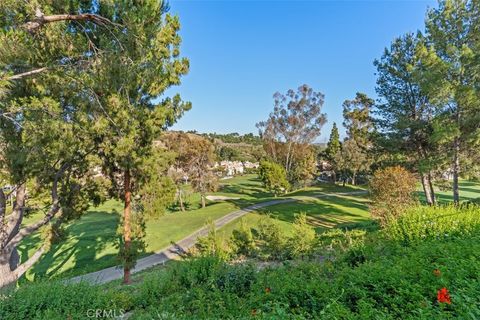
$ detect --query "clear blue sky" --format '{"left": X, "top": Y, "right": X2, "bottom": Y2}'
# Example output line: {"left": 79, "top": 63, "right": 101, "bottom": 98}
{"left": 167, "top": 0, "right": 436, "bottom": 142}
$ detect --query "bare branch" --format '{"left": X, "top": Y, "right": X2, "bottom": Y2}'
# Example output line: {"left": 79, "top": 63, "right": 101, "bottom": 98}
{"left": 12, "top": 244, "right": 47, "bottom": 280}
{"left": 5, "top": 163, "right": 69, "bottom": 250}
{"left": 4, "top": 67, "right": 48, "bottom": 81}
{"left": 24, "top": 13, "right": 118, "bottom": 32}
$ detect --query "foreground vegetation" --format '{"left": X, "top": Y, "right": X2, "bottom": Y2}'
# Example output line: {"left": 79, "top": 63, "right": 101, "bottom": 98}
{"left": 2, "top": 205, "right": 479, "bottom": 319}
{"left": 18, "top": 175, "right": 369, "bottom": 281}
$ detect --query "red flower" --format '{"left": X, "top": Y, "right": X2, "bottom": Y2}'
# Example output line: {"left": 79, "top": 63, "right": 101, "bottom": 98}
{"left": 437, "top": 287, "right": 451, "bottom": 304}
{"left": 265, "top": 287, "right": 271, "bottom": 294}
{"left": 433, "top": 269, "right": 441, "bottom": 277}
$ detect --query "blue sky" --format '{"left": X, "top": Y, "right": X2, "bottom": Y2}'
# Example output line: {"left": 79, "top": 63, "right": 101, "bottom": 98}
{"left": 167, "top": 0, "right": 436, "bottom": 142}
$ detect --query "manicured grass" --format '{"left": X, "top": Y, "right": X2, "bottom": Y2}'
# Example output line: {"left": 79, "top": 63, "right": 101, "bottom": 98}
{"left": 218, "top": 189, "right": 371, "bottom": 239}
{"left": 417, "top": 179, "right": 480, "bottom": 204}
{"left": 19, "top": 173, "right": 478, "bottom": 282}
{"left": 19, "top": 175, "right": 274, "bottom": 281}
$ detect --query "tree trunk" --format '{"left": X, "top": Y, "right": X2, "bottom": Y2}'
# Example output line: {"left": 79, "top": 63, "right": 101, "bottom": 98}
{"left": 178, "top": 189, "right": 185, "bottom": 212}
{"left": 201, "top": 194, "right": 206, "bottom": 208}
{"left": 0, "top": 248, "right": 18, "bottom": 288}
{"left": 0, "top": 245, "right": 46, "bottom": 288}
{"left": 351, "top": 172, "right": 356, "bottom": 186}
{"left": 123, "top": 169, "right": 132, "bottom": 284}
{"left": 332, "top": 171, "right": 337, "bottom": 184}
{"left": 452, "top": 138, "right": 460, "bottom": 205}
{"left": 428, "top": 172, "right": 436, "bottom": 205}
{"left": 420, "top": 173, "right": 434, "bottom": 205}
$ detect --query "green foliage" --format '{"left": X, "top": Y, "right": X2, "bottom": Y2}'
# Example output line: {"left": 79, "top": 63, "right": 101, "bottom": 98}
{"left": 343, "top": 92, "right": 374, "bottom": 146}
{"left": 194, "top": 221, "right": 232, "bottom": 261}
{"left": 290, "top": 148, "right": 317, "bottom": 188}
{"left": 199, "top": 132, "right": 263, "bottom": 145}
{"left": 116, "top": 210, "right": 146, "bottom": 270}
{"left": 369, "top": 166, "right": 418, "bottom": 225}
{"left": 258, "top": 161, "right": 289, "bottom": 195}
{"left": 230, "top": 218, "right": 257, "bottom": 257}
{"left": 0, "top": 281, "right": 132, "bottom": 320}
{"left": 324, "top": 122, "right": 341, "bottom": 162}
{"left": 256, "top": 216, "right": 288, "bottom": 260}
{"left": 287, "top": 213, "right": 316, "bottom": 259}
{"left": 3, "top": 209, "right": 480, "bottom": 319}
{"left": 384, "top": 204, "right": 480, "bottom": 245}
{"left": 317, "top": 228, "right": 367, "bottom": 255}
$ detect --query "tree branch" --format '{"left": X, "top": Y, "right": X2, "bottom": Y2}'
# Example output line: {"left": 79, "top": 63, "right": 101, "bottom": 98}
{"left": 4, "top": 67, "right": 48, "bottom": 81}
{"left": 12, "top": 244, "right": 47, "bottom": 280}
{"left": 24, "top": 13, "right": 118, "bottom": 32}
{"left": 5, "top": 163, "right": 69, "bottom": 251}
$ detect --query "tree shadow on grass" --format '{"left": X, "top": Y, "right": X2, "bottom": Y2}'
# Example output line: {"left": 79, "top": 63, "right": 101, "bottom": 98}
{"left": 18, "top": 209, "right": 121, "bottom": 283}
{"left": 257, "top": 197, "right": 372, "bottom": 233}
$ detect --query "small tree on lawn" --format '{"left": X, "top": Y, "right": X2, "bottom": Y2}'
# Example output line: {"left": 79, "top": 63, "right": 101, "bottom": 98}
{"left": 259, "top": 161, "right": 289, "bottom": 196}
{"left": 187, "top": 136, "right": 218, "bottom": 209}
{"left": 369, "top": 166, "right": 418, "bottom": 226}
{"left": 323, "top": 122, "right": 342, "bottom": 183}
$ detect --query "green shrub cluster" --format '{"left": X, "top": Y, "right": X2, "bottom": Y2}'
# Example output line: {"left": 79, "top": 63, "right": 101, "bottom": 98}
{"left": 2, "top": 206, "right": 480, "bottom": 319}
{"left": 384, "top": 204, "right": 480, "bottom": 244}
{"left": 195, "top": 214, "right": 317, "bottom": 261}
{"left": 0, "top": 281, "right": 133, "bottom": 320}
{"left": 131, "top": 232, "right": 480, "bottom": 319}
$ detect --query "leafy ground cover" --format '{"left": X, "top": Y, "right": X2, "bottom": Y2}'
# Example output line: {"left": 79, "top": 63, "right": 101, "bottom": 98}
{"left": 2, "top": 205, "right": 479, "bottom": 320}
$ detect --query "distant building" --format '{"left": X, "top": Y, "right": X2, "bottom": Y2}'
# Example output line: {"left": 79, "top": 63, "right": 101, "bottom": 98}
{"left": 214, "top": 160, "right": 259, "bottom": 176}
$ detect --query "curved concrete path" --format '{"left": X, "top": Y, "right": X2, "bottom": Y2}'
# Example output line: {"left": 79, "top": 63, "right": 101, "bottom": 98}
{"left": 68, "top": 191, "right": 366, "bottom": 285}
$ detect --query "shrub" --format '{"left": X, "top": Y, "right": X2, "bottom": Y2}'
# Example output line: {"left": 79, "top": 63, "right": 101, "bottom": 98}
{"left": 317, "top": 228, "right": 367, "bottom": 252}
{"left": 369, "top": 166, "right": 417, "bottom": 225}
{"left": 230, "top": 218, "right": 257, "bottom": 257}
{"left": 256, "top": 216, "right": 288, "bottom": 260}
{"left": 214, "top": 263, "right": 257, "bottom": 297}
{"left": 384, "top": 204, "right": 480, "bottom": 244}
{"left": 258, "top": 161, "right": 290, "bottom": 196}
{"left": 0, "top": 281, "right": 132, "bottom": 320}
{"left": 287, "top": 213, "right": 317, "bottom": 259}
{"left": 194, "top": 221, "right": 232, "bottom": 261}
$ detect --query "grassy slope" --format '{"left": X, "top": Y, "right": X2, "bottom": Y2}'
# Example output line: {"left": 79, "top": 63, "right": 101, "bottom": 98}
{"left": 19, "top": 174, "right": 480, "bottom": 282}
{"left": 19, "top": 175, "right": 274, "bottom": 281}
{"left": 417, "top": 180, "right": 480, "bottom": 203}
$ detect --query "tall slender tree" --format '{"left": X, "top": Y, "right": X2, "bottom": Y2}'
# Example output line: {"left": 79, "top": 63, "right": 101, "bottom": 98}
{"left": 256, "top": 84, "right": 327, "bottom": 184}
{"left": 323, "top": 122, "right": 341, "bottom": 182}
{"left": 85, "top": 1, "right": 191, "bottom": 284}
{"left": 374, "top": 33, "right": 438, "bottom": 205}
{"left": 417, "top": 0, "right": 480, "bottom": 204}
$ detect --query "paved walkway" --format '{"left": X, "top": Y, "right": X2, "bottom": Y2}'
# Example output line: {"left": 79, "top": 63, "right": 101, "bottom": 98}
{"left": 68, "top": 191, "right": 366, "bottom": 285}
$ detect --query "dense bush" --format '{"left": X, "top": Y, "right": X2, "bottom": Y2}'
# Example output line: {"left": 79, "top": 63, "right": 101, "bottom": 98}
{"left": 2, "top": 226, "right": 479, "bottom": 319}
{"left": 3, "top": 203, "right": 480, "bottom": 319}
{"left": 194, "top": 221, "right": 232, "bottom": 260}
{"left": 384, "top": 204, "right": 480, "bottom": 244}
{"left": 287, "top": 213, "right": 317, "bottom": 259}
{"left": 128, "top": 232, "right": 480, "bottom": 319}
{"left": 231, "top": 218, "right": 257, "bottom": 257}
{"left": 258, "top": 161, "right": 290, "bottom": 196}
{"left": 369, "top": 166, "right": 417, "bottom": 225}
{"left": 256, "top": 216, "right": 288, "bottom": 260}
{"left": 0, "top": 281, "right": 133, "bottom": 320}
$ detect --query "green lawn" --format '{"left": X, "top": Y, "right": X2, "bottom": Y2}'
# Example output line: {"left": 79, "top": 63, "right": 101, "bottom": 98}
{"left": 19, "top": 174, "right": 275, "bottom": 281}
{"left": 19, "top": 174, "right": 480, "bottom": 283}
{"left": 218, "top": 188, "right": 371, "bottom": 239}
{"left": 417, "top": 179, "right": 480, "bottom": 204}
